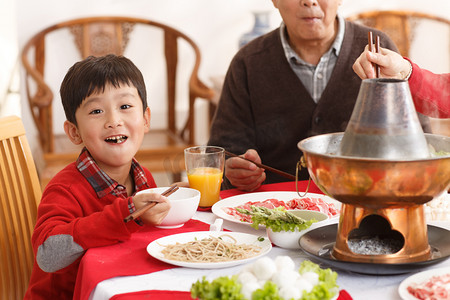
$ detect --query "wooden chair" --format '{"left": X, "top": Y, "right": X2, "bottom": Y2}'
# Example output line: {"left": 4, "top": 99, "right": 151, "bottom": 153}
{"left": 21, "top": 16, "right": 215, "bottom": 188}
{"left": 0, "top": 115, "right": 42, "bottom": 300}
{"left": 347, "top": 10, "right": 450, "bottom": 136}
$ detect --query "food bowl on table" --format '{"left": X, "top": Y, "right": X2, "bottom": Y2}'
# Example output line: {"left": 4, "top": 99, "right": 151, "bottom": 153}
{"left": 135, "top": 187, "right": 200, "bottom": 228}
{"left": 266, "top": 210, "right": 330, "bottom": 249}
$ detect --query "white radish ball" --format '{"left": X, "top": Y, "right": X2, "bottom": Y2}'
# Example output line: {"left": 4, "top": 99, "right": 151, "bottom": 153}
{"left": 279, "top": 286, "right": 302, "bottom": 300}
{"left": 274, "top": 256, "right": 295, "bottom": 271}
{"left": 257, "top": 280, "right": 267, "bottom": 288}
{"left": 296, "top": 278, "right": 314, "bottom": 293}
{"left": 237, "top": 271, "right": 257, "bottom": 285}
{"left": 271, "top": 270, "right": 300, "bottom": 289}
{"left": 241, "top": 263, "right": 253, "bottom": 273}
{"left": 241, "top": 281, "right": 261, "bottom": 300}
{"left": 302, "top": 271, "right": 319, "bottom": 286}
{"left": 251, "top": 257, "right": 277, "bottom": 281}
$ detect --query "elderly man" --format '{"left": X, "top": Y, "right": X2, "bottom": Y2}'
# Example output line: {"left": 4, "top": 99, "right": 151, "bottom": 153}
{"left": 208, "top": 0, "right": 399, "bottom": 191}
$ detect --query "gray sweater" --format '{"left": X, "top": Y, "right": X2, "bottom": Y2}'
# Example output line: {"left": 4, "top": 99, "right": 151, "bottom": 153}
{"left": 208, "top": 21, "right": 400, "bottom": 188}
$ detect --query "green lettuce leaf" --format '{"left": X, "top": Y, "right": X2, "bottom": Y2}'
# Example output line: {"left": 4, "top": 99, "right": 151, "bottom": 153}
{"left": 236, "top": 206, "right": 316, "bottom": 232}
{"left": 191, "top": 276, "right": 245, "bottom": 300}
{"left": 298, "top": 261, "right": 339, "bottom": 300}
{"left": 251, "top": 281, "right": 282, "bottom": 300}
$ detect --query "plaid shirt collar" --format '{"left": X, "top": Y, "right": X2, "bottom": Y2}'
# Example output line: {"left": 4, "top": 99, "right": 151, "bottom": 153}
{"left": 76, "top": 147, "right": 150, "bottom": 198}
{"left": 280, "top": 14, "right": 345, "bottom": 65}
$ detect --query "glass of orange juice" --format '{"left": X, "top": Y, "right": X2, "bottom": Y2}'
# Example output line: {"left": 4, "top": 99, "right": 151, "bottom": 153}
{"left": 184, "top": 146, "right": 225, "bottom": 209}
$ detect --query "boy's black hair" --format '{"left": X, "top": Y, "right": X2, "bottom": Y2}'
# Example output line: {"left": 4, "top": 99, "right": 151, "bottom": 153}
{"left": 60, "top": 54, "right": 147, "bottom": 125}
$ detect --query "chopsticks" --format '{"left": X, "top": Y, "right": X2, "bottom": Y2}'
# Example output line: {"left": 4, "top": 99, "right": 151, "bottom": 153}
{"left": 123, "top": 184, "right": 179, "bottom": 223}
{"left": 224, "top": 150, "right": 296, "bottom": 181}
{"left": 368, "top": 31, "right": 381, "bottom": 78}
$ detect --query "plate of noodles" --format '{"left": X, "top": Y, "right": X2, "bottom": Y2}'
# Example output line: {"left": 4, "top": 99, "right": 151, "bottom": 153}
{"left": 147, "top": 231, "right": 272, "bottom": 269}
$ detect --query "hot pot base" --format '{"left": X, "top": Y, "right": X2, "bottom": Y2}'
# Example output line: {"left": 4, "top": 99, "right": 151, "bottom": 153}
{"left": 333, "top": 204, "right": 431, "bottom": 264}
{"left": 299, "top": 223, "right": 450, "bottom": 275}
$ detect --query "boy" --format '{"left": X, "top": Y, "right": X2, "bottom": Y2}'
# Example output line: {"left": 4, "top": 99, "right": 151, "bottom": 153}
{"left": 24, "top": 54, "right": 171, "bottom": 299}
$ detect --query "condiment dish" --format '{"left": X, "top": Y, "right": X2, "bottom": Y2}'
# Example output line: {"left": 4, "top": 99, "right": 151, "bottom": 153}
{"left": 267, "top": 210, "right": 330, "bottom": 249}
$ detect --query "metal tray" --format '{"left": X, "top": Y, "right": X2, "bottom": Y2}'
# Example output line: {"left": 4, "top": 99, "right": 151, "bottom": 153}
{"left": 299, "top": 224, "right": 450, "bottom": 275}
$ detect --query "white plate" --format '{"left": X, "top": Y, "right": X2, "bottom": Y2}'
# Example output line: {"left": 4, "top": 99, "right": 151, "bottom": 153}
{"left": 147, "top": 231, "right": 272, "bottom": 269}
{"left": 212, "top": 191, "right": 341, "bottom": 226}
{"left": 398, "top": 267, "right": 450, "bottom": 300}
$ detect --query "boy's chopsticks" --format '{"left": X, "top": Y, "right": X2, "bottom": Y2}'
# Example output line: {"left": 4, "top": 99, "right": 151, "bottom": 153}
{"left": 123, "top": 184, "right": 179, "bottom": 223}
{"left": 224, "top": 150, "right": 296, "bottom": 181}
{"left": 368, "top": 31, "right": 381, "bottom": 78}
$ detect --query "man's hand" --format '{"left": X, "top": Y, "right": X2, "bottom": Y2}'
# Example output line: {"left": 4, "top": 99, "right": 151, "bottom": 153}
{"left": 225, "top": 149, "right": 266, "bottom": 192}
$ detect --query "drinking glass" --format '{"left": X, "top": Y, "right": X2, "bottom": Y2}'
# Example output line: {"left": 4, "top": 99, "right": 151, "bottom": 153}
{"left": 184, "top": 146, "right": 225, "bottom": 209}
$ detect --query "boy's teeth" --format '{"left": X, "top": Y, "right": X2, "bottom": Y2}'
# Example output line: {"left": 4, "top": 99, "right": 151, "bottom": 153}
{"left": 105, "top": 136, "right": 127, "bottom": 143}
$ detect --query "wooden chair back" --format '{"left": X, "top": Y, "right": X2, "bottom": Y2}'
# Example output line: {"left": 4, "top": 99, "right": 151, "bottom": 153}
{"left": 0, "top": 115, "right": 42, "bottom": 300}
{"left": 21, "top": 16, "right": 215, "bottom": 187}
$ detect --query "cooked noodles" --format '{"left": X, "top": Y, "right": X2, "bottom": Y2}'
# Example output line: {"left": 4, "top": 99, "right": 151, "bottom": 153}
{"left": 160, "top": 234, "right": 262, "bottom": 262}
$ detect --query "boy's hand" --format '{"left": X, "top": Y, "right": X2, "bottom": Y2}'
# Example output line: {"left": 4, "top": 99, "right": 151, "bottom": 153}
{"left": 132, "top": 192, "right": 171, "bottom": 226}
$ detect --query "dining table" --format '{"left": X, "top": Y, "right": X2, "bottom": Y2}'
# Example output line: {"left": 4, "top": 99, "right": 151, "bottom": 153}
{"left": 73, "top": 180, "right": 450, "bottom": 300}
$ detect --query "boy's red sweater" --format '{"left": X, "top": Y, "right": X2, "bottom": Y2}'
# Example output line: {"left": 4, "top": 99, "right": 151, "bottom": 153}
{"left": 24, "top": 162, "right": 156, "bottom": 299}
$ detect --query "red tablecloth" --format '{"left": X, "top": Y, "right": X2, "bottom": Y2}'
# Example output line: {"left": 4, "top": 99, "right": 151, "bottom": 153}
{"left": 110, "top": 290, "right": 192, "bottom": 300}
{"left": 73, "top": 219, "right": 210, "bottom": 300}
{"left": 109, "top": 289, "right": 353, "bottom": 300}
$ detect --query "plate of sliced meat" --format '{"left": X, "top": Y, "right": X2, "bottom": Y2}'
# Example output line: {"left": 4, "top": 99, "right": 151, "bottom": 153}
{"left": 212, "top": 191, "right": 341, "bottom": 226}
{"left": 398, "top": 267, "right": 450, "bottom": 300}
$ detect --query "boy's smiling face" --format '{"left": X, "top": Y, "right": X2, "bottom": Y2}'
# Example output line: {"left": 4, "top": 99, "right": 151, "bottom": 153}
{"left": 64, "top": 83, "right": 150, "bottom": 174}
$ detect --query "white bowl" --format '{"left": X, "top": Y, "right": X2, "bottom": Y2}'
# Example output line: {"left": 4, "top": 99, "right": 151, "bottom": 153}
{"left": 266, "top": 210, "right": 330, "bottom": 249}
{"left": 136, "top": 187, "right": 200, "bottom": 229}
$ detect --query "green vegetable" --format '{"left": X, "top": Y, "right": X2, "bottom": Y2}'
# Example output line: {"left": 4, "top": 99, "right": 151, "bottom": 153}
{"left": 428, "top": 145, "right": 450, "bottom": 157}
{"left": 433, "top": 150, "right": 450, "bottom": 157}
{"left": 236, "top": 206, "right": 316, "bottom": 232}
{"left": 251, "top": 281, "right": 282, "bottom": 300}
{"left": 191, "top": 276, "right": 245, "bottom": 300}
{"left": 191, "top": 277, "right": 282, "bottom": 300}
{"left": 298, "top": 261, "right": 339, "bottom": 300}
{"left": 190, "top": 260, "right": 339, "bottom": 300}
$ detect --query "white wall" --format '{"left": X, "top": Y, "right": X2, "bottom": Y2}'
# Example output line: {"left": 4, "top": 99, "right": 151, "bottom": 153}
{"left": 16, "top": 0, "right": 281, "bottom": 151}
{"left": 0, "top": 0, "right": 20, "bottom": 118}
{"left": 12, "top": 0, "right": 450, "bottom": 154}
